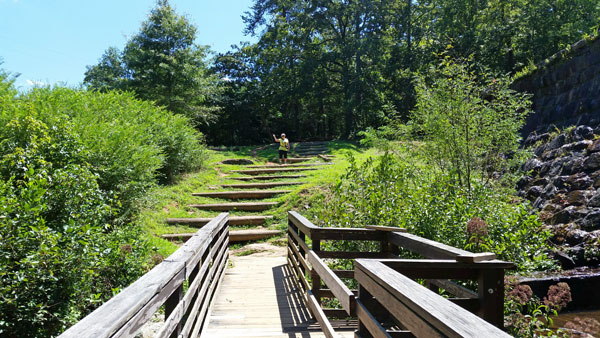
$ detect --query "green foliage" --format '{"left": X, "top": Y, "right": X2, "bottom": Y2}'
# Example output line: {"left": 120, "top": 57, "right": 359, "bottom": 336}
{"left": 210, "top": 0, "right": 600, "bottom": 144}
{"left": 0, "top": 75, "right": 203, "bottom": 337}
{"left": 19, "top": 87, "right": 205, "bottom": 218}
{"left": 412, "top": 56, "right": 532, "bottom": 192}
{"left": 84, "top": 0, "right": 220, "bottom": 126}
{"left": 315, "top": 152, "right": 554, "bottom": 271}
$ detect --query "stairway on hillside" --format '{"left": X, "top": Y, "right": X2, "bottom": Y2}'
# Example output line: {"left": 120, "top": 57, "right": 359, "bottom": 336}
{"left": 161, "top": 142, "right": 334, "bottom": 244}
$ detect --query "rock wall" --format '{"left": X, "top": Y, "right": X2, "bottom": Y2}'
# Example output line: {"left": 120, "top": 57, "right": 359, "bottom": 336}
{"left": 513, "top": 37, "right": 600, "bottom": 136}
{"left": 519, "top": 127, "right": 600, "bottom": 267}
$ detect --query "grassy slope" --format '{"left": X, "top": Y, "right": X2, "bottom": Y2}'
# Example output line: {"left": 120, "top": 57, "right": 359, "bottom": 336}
{"left": 135, "top": 141, "right": 380, "bottom": 258}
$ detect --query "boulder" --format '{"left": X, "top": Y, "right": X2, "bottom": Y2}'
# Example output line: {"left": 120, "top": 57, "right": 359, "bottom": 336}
{"left": 531, "top": 177, "right": 549, "bottom": 186}
{"left": 573, "top": 125, "right": 595, "bottom": 140}
{"left": 523, "top": 158, "right": 543, "bottom": 172}
{"left": 567, "top": 190, "right": 590, "bottom": 206}
{"left": 583, "top": 152, "right": 600, "bottom": 170}
{"left": 548, "top": 158, "right": 567, "bottom": 176}
{"left": 550, "top": 206, "right": 577, "bottom": 225}
{"left": 562, "top": 140, "right": 593, "bottom": 152}
{"left": 553, "top": 175, "right": 570, "bottom": 189}
{"left": 588, "top": 139, "right": 600, "bottom": 153}
{"left": 588, "top": 190, "right": 600, "bottom": 207}
{"left": 562, "top": 157, "right": 585, "bottom": 174}
{"left": 581, "top": 209, "right": 600, "bottom": 231}
{"left": 526, "top": 186, "right": 543, "bottom": 200}
{"left": 566, "top": 229, "right": 587, "bottom": 246}
{"left": 552, "top": 250, "right": 576, "bottom": 269}
{"left": 567, "top": 173, "right": 593, "bottom": 190}
{"left": 548, "top": 133, "right": 567, "bottom": 150}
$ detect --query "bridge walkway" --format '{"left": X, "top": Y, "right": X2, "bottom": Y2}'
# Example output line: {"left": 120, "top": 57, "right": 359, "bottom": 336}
{"left": 203, "top": 255, "right": 353, "bottom": 338}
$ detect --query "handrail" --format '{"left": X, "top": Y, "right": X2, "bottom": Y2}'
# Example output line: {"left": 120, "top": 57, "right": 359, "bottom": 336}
{"left": 355, "top": 259, "right": 512, "bottom": 338}
{"left": 286, "top": 211, "right": 514, "bottom": 337}
{"left": 59, "top": 213, "right": 230, "bottom": 338}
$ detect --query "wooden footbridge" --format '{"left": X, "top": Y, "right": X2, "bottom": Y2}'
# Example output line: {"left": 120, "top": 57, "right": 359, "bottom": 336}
{"left": 59, "top": 211, "right": 514, "bottom": 338}
{"left": 59, "top": 143, "right": 514, "bottom": 338}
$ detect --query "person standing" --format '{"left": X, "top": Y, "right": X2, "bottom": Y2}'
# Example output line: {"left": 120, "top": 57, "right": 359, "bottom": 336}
{"left": 273, "top": 133, "right": 289, "bottom": 164}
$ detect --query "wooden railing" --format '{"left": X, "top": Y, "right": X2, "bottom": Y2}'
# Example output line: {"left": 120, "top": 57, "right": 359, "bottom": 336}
{"left": 287, "top": 211, "right": 514, "bottom": 338}
{"left": 59, "top": 213, "right": 230, "bottom": 338}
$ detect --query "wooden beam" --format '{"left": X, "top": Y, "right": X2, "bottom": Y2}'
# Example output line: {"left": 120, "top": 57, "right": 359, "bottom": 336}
{"left": 232, "top": 175, "right": 306, "bottom": 180}
{"left": 308, "top": 250, "right": 356, "bottom": 316}
{"left": 355, "top": 259, "right": 511, "bottom": 338}
{"left": 306, "top": 290, "right": 342, "bottom": 338}
{"left": 365, "top": 225, "right": 407, "bottom": 232}
{"left": 187, "top": 202, "right": 277, "bottom": 211}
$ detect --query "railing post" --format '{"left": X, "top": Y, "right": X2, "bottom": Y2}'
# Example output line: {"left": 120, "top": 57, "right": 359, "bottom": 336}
{"left": 311, "top": 233, "right": 322, "bottom": 305}
{"left": 165, "top": 284, "right": 183, "bottom": 338}
{"left": 381, "top": 232, "right": 400, "bottom": 257}
{"left": 478, "top": 268, "right": 505, "bottom": 328}
{"left": 357, "top": 285, "right": 372, "bottom": 338}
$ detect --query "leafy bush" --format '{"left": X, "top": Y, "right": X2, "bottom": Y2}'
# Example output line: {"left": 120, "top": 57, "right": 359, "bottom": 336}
{"left": 315, "top": 153, "right": 554, "bottom": 271}
{"left": 0, "top": 78, "right": 203, "bottom": 337}
{"left": 20, "top": 87, "right": 206, "bottom": 217}
{"left": 412, "top": 56, "right": 532, "bottom": 192}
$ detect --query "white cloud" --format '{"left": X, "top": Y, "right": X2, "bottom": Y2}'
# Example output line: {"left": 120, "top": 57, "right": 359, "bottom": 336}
{"left": 26, "top": 79, "right": 47, "bottom": 87}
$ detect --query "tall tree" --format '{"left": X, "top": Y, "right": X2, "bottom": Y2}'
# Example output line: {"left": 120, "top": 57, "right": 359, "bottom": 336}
{"left": 84, "top": 0, "right": 220, "bottom": 126}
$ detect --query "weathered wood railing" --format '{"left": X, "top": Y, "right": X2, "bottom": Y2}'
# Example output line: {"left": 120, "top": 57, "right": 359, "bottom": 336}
{"left": 287, "top": 211, "right": 514, "bottom": 338}
{"left": 59, "top": 213, "right": 230, "bottom": 338}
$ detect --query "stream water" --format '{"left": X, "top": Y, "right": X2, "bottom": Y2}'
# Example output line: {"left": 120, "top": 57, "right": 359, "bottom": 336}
{"left": 551, "top": 310, "right": 600, "bottom": 335}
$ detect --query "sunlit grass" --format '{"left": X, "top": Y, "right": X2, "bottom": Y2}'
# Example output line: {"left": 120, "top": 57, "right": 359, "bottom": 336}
{"left": 135, "top": 141, "right": 380, "bottom": 258}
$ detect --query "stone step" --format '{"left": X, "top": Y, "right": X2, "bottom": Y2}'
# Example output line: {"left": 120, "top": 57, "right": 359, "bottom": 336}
{"left": 162, "top": 229, "right": 282, "bottom": 242}
{"left": 191, "top": 190, "right": 291, "bottom": 199}
{"left": 232, "top": 175, "right": 306, "bottom": 181}
{"left": 188, "top": 202, "right": 278, "bottom": 211}
{"left": 221, "top": 182, "right": 304, "bottom": 189}
{"left": 231, "top": 168, "right": 317, "bottom": 175}
{"left": 166, "top": 215, "right": 273, "bottom": 226}
{"left": 247, "top": 163, "right": 327, "bottom": 168}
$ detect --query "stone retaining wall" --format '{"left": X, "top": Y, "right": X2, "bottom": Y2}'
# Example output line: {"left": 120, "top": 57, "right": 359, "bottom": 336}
{"left": 519, "top": 126, "right": 600, "bottom": 267}
{"left": 513, "top": 37, "right": 600, "bottom": 136}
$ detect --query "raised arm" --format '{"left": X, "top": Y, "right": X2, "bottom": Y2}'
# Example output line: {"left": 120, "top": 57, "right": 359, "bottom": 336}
{"left": 272, "top": 134, "right": 279, "bottom": 142}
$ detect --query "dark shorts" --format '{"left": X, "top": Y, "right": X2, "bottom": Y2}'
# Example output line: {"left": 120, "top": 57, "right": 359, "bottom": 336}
{"left": 279, "top": 150, "right": 288, "bottom": 159}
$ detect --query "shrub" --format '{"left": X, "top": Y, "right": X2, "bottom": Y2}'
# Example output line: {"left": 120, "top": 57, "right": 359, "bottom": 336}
{"left": 412, "top": 56, "right": 533, "bottom": 192}
{"left": 20, "top": 87, "right": 206, "bottom": 217}
{"left": 0, "top": 78, "right": 201, "bottom": 337}
{"left": 315, "top": 153, "right": 554, "bottom": 271}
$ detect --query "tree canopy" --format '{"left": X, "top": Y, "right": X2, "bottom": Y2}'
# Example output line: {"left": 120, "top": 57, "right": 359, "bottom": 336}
{"left": 207, "top": 0, "right": 600, "bottom": 145}
{"left": 84, "top": 0, "right": 219, "bottom": 126}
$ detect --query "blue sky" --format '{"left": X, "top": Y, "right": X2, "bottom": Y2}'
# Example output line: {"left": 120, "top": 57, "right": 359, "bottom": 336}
{"left": 0, "top": 0, "right": 256, "bottom": 90}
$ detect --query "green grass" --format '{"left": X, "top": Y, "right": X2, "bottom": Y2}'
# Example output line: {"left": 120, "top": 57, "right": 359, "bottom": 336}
{"left": 134, "top": 141, "right": 380, "bottom": 258}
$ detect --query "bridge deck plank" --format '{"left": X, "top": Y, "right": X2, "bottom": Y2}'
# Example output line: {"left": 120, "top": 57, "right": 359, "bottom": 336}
{"left": 202, "top": 256, "right": 353, "bottom": 338}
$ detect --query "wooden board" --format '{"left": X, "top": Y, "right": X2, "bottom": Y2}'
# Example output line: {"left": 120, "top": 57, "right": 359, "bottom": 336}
{"left": 162, "top": 230, "right": 282, "bottom": 242}
{"left": 166, "top": 215, "right": 272, "bottom": 226}
{"left": 187, "top": 202, "right": 277, "bottom": 211}
{"left": 355, "top": 259, "right": 511, "bottom": 338}
{"left": 247, "top": 163, "right": 328, "bottom": 168}
{"left": 231, "top": 168, "right": 317, "bottom": 175}
{"left": 202, "top": 256, "right": 353, "bottom": 338}
{"left": 221, "top": 182, "right": 305, "bottom": 189}
{"left": 364, "top": 225, "right": 407, "bottom": 232}
{"left": 192, "top": 190, "right": 291, "bottom": 199}
{"left": 233, "top": 175, "right": 306, "bottom": 181}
